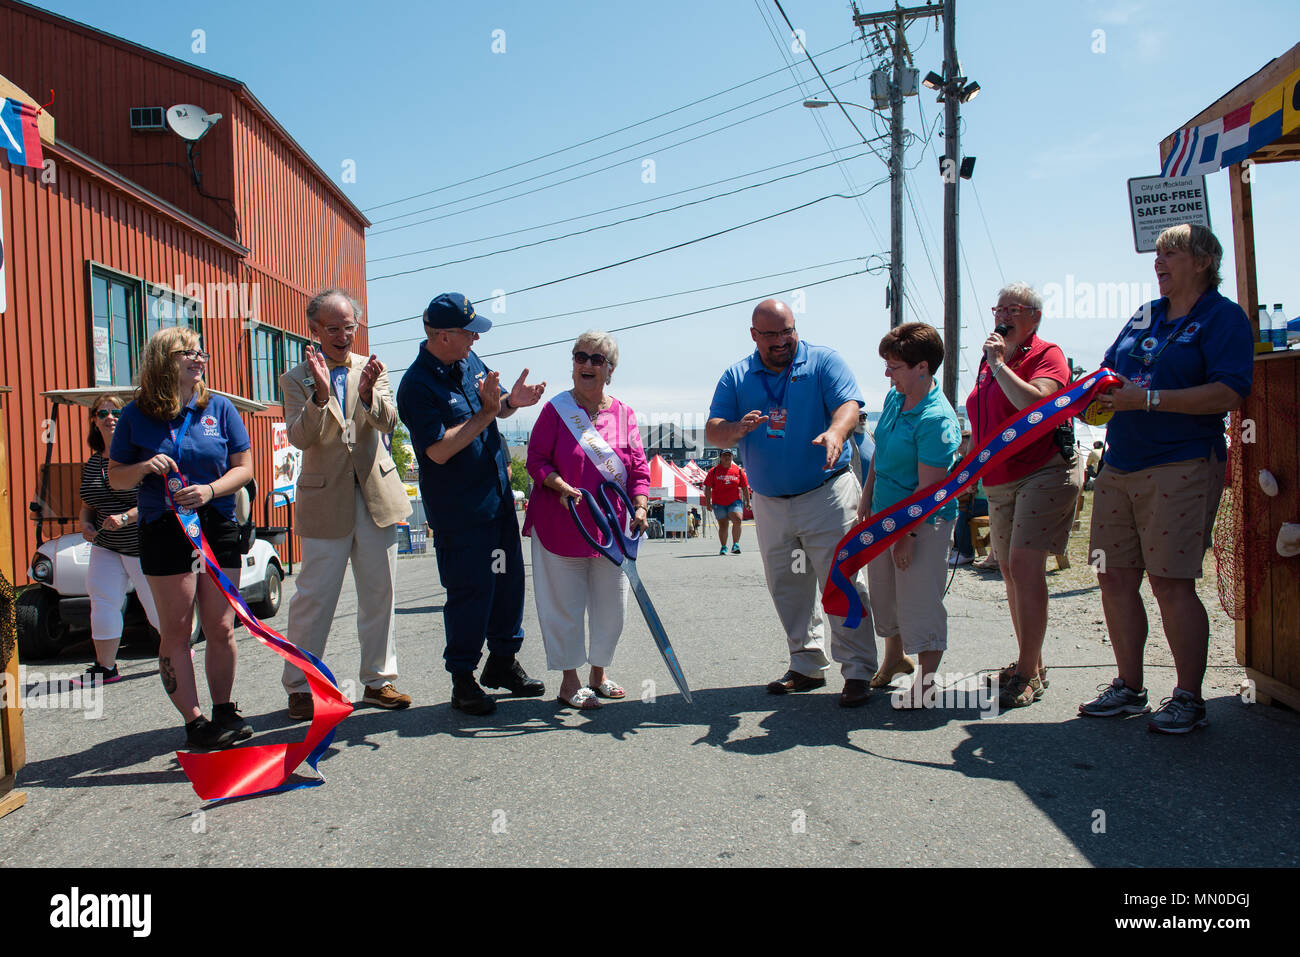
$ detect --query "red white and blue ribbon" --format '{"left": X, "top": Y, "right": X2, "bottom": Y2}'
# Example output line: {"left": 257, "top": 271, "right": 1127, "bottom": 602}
{"left": 822, "top": 368, "right": 1122, "bottom": 627}
{"left": 163, "top": 410, "right": 351, "bottom": 801}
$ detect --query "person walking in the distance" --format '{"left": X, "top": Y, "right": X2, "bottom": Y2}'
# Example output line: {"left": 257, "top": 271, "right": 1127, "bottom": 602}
{"left": 397, "top": 293, "right": 547, "bottom": 716}
{"left": 707, "top": 299, "right": 877, "bottom": 707}
{"left": 703, "top": 449, "right": 750, "bottom": 554}
{"left": 280, "top": 289, "right": 414, "bottom": 720}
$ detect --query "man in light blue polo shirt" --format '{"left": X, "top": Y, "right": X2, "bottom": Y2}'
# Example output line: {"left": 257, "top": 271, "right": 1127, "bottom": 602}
{"left": 707, "top": 299, "right": 878, "bottom": 707}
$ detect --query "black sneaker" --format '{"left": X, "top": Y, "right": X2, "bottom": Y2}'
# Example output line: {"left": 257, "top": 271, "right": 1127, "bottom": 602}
{"left": 480, "top": 655, "right": 545, "bottom": 697}
{"left": 451, "top": 673, "right": 497, "bottom": 715}
{"left": 184, "top": 716, "right": 240, "bottom": 750}
{"left": 212, "top": 702, "right": 254, "bottom": 741}
{"left": 78, "top": 663, "right": 121, "bottom": 687}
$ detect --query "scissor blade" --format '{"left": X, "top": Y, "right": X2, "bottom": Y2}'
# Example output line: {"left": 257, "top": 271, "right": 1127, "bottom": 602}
{"left": 622, "top": 560, "right": 692, "bottom": 704}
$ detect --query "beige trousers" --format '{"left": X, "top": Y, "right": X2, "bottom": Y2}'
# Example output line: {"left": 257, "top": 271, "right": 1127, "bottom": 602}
{"left": 751, "top": 470, "right": 878, "bottom": 680}
{"left": 282, "top": 485, "right": 400, "bottom": 693}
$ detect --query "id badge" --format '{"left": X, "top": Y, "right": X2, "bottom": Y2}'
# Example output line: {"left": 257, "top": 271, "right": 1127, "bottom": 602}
{"left": 766, "top": 406, "right": 788, "bottom": 439}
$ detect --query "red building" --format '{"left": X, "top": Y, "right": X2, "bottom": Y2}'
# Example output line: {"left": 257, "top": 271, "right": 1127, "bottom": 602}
{"left": 0, "top": 0, "right": 370, "bottom": 583}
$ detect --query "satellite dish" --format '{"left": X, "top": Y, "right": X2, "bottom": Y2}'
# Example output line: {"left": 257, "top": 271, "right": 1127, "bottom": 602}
{"left": 166, "top": 104, "right": 222, "bottom": 142}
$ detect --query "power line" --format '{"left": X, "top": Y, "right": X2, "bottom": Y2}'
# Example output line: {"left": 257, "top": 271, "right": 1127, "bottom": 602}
{"left": 366, "top": 148, "right": 879, "bottom": 280}
{"left": 366, "top": 59, "right": 861, "bottom": 231}
{"left": 772, "top": 0, "right": 873, "bottom": 147}
{"left": 364, "top": 84, "right": 856, "bottom": 239}
{"left": 367, "top": 142, "right": 867, "bottom": 264}
{"left": 370, "top": 257, "right": 881, "bottom": 345}
{"left": 389, "top": 269, "right": 871, "bottom": 375}
{"left": 360, "top": 38, "right": 856, "bottom": 215}
{"left": 375, "top": 181, "right": 889, "bottom": 292}
{"left": 969, "top": 177, "right": 1007, "bottom": 286}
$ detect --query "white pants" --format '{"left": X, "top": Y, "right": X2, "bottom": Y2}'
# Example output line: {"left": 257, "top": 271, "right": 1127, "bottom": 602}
{"left": 530, "top": 536, "right": 628, "bottom": 671}
{"left": 282, "top": 486, "right": 399, "bottom": 693}
{"left": 750, "top": 470, "right": 878, "bottom": 680}
{"left": 87, "top": 545, "right": 159, "bottom": 639}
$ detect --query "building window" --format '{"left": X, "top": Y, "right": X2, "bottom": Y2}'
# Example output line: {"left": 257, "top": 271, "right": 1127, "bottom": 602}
{"left": 250, "top": 325, "right": 283, "bottom": 404}
{"left": 89, "top": 266, "right": 202, "bottom": 387}
{"left": 145, "top": 284, "right": 203, "bottom": 342}
{"left": 284, "top": 333, "right": 309, "bottom": 374}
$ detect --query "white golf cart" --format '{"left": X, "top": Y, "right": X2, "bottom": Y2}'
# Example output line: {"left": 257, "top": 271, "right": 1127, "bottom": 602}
{"left": 18, "top": 387, "right": 284, "bottom": 661}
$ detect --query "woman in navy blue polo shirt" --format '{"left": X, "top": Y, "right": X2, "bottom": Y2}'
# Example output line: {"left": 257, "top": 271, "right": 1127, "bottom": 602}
{"left": 108, "top": 327, "right": 254, "bottom": 750}
{"left": 1080, "top": 224, "right": 1253, "bottom": 735}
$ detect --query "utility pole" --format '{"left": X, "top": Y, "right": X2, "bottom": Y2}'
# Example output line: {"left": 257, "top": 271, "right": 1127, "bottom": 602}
{"left": 942, "top": 0, "right": 960, "bottom": 405}
{"left": 852, "top": 3, "right": 941, "bottom": 329}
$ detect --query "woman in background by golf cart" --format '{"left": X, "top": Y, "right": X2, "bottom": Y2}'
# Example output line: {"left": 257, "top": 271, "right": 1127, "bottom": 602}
{"left": 78, "top": 393, "right": 160, "bottom": 685}
{"left": 108, "top": 327, "right": 253, "bottom": 750}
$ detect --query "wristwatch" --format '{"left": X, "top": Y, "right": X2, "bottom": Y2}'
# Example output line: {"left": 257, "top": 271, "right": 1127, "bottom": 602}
{"left": 1150, "top": 389, "right": 1161, "bottom": 409}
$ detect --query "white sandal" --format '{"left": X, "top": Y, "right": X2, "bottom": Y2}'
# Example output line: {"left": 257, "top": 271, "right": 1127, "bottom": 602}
{"left": 557, "top": 687, "right": 601, "bottom": 710}
{"left": 588, "top": 678, "right": 626, "bottom": 699}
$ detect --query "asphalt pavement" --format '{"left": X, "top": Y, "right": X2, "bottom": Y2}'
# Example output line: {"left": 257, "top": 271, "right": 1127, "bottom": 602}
{"left": 6, "top": 524, "right": 1299, "bottom": 867}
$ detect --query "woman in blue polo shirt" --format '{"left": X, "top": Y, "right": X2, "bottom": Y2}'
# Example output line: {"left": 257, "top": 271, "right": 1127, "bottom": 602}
{"left": 108, "top": 327, "right": 254, "bottom": 750}
{"left": 859, "top": 323, "right": 961, "bottom": 706}
{"left": 1080, "top": 224, "right": 1253, "bottom": 734}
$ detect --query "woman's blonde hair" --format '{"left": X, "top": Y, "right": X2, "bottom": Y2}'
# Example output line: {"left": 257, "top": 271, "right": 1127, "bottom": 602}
{"left": 135, "top": 326, "right": 210, "bottom": 421}
{"left": 86, "top": 393, "right": 123, "bottom": 453}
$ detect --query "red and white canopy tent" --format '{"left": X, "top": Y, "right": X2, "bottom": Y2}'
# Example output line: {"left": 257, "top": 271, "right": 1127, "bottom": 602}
{"left": 647, "top": 455, "right": 704, "bottom": 503}
{"left": 682, "top": 460, "right": 709, "bottom": 484}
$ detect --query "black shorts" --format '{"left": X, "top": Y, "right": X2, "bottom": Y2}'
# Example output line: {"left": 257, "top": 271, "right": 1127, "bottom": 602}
{"left": 138, "top": 508, "right": 243, "bottom": 576}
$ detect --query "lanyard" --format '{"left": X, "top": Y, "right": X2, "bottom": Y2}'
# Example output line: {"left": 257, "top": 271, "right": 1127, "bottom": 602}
{"left": 166, "top": 404, "right": 197, "bottom": 511}
{"left": 759, "top": 362, "right": 793, "bottom": 407}
{"left": 1128, "top": 290, "right": 1208, "bottom": 367}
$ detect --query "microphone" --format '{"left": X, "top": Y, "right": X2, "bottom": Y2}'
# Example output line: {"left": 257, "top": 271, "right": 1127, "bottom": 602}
{"left": 994, "top": 324, "right": 1011, "bottom": 337}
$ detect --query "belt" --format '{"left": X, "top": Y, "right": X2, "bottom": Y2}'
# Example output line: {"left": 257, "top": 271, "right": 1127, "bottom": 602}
{"left": 772, "top": 465, "right": 851, "bottom": 499}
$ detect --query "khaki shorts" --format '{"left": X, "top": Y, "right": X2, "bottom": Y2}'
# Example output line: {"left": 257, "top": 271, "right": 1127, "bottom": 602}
{"left": 985, "top": 454, "right": 1084, "bottom": 558}
{"left": 1088, "top": 455, "right": 1225, "bottom": 579}
{"left": 866, "top": 519, "right": 952, "bottom": 654}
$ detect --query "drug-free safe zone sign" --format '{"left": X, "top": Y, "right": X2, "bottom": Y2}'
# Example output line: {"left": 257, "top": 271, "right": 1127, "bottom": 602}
{"left": 1128, "top": 174, "right": 1211, "bottom": 253}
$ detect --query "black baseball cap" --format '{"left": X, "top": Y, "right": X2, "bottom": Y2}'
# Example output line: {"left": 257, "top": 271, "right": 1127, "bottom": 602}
{"left": 423, "top": 292, "right": 492, "bottom": 333}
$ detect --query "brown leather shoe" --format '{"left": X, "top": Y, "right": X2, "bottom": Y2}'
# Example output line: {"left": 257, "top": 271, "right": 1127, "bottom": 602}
{"left": 287, "top": 692, "right": 313, "bottom": 721}
{"left": 363, "top": 684, "right": 412, "bottom": 709}
{"left": 765, "top": 670, "right": 827, "bottom": 694}
{"left": 839, "top": 679, "right": 872, "bottom": 708}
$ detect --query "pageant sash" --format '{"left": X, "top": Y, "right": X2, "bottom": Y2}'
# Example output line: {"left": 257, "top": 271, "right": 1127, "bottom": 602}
{"left": 163, "top": 429, "right": 352, "bottom": 802}
{"left": 551, "top": 391, "right": 628, "bottom": 488}
{"left": 823, "top": 369, "right": 1122, "bottom": 627}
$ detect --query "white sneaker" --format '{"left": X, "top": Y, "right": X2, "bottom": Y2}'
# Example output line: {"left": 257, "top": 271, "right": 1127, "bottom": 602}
{"left": 948, "top": 552, "right": 973, "bottom": 566}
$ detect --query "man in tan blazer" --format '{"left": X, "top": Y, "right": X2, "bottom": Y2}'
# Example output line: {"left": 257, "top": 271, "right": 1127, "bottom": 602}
{"left": 279, "top": 289, "right": 413, "bottom": 719}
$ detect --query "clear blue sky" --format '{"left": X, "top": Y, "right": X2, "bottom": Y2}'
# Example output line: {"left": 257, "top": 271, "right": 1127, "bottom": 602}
{"left": 31, "top": 0, "right": 1300, "bottom": 438}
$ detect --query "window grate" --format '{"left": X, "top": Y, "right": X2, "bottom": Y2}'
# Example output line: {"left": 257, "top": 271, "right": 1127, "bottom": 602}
{"left": 129, "top": 106, "right": 166, "bottom": 131}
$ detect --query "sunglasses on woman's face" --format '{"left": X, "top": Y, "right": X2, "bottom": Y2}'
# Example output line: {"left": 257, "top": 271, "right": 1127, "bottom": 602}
{"left": 573, "top": 351, "right": 608, "bottom": 367}
{"left": 95, "top": 409, "right": 122, "bottom": 420}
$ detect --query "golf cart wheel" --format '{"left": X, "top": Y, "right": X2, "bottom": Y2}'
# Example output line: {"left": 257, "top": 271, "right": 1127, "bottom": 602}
{"left": 249, "top": 563, "right": 282, "bottom": 619}
{"left": 16, "top": 587, "right": 63, "bottom": 660}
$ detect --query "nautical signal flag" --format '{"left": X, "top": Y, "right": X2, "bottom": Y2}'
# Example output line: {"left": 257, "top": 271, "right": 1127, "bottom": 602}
{"left": 0, "top": 97, "right": 44, "bottom": 169}
{"left": 1160, "top": 66, "right": 1300, "bottom": 178}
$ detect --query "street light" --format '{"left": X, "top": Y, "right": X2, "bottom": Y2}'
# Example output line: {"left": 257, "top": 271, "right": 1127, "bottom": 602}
{"left": 802, "top": 98, "right": 887, "bottom": 119}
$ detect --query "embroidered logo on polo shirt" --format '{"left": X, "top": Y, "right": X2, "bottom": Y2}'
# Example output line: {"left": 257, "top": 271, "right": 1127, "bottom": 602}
{"left": 201, "top": 413, "right": 220, "bottom": 437}
{"left": 1176, "top": 322, "right": 1201, "bottom": 343}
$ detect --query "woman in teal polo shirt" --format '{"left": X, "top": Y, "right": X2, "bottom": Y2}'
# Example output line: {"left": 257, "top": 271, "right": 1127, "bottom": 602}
{"left": 858, "top": 323, "right": 961, "bottom": 706}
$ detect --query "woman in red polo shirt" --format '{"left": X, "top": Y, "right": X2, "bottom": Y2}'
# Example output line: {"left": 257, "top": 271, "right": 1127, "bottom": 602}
{"left": 966, "top": 282, "right": 1084, "bottom": 709}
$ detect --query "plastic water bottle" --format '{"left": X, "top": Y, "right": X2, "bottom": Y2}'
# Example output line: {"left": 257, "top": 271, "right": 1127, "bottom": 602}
{"left": 1258, "top": 305, "right": 1272, "bottom": 347}
{"left": 1273, "top": 304, "right": 1288, "bottom": 350}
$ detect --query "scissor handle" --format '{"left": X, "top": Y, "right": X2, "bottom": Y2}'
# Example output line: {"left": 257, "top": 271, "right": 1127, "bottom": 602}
{"left": 595, "top": 480, "right": 643, "bottom": 562}
{"left": 566, "top": 490, "right": 625, "bottom": 566}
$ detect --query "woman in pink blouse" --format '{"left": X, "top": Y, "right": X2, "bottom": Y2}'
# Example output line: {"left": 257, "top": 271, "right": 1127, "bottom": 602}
{"left": 523, "top": 331, "right": 650, "bottom": 710}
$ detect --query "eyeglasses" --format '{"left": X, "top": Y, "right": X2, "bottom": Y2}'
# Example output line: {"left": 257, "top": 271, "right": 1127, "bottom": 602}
{"left": 752, "top": 326, "right": 796, "bottom": 341}
{"left": 171, "top": 349, "right": 210, "bottom": 361}
{"left": 573, "top": 351, "right": 609, "bottom": 367}
{"left": 991, "top": 305, "right": 1037, "bottom": 319}
{"left": 95, "top": 409, "right": 122, "bottom": 420}
{"left": 444, "top": 328, "right": 478, "bottom": 339}
{"left": 321, "top": 324, "right": 357, "bottom": 337}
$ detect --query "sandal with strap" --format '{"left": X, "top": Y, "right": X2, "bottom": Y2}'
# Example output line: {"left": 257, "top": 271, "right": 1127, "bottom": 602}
{"left": 869, "top": 656, "right": 916, "bottom": 689}
{"left": 589, "top": 678, "right": 626, "bottom": 699}
{"left": 557, "top": 687, "right": 602, "bottom": 710}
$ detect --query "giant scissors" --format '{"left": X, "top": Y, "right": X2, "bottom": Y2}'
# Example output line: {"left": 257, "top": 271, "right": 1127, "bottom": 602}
{"left": 566, "top": 480, "right": 692, "bottom": 704}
